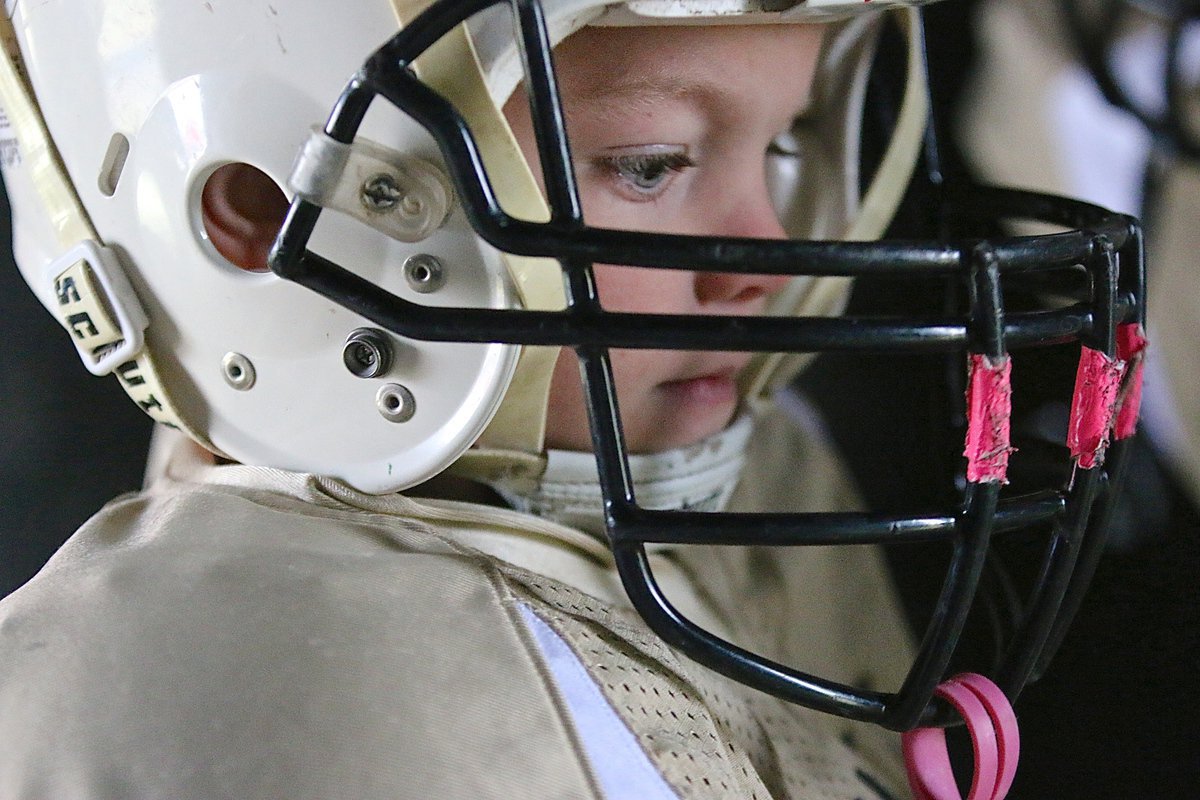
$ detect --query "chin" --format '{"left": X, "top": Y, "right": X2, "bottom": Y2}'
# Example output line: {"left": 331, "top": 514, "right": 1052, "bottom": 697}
{"left": 628, "top": 401, "right": 737, "bottom": 454}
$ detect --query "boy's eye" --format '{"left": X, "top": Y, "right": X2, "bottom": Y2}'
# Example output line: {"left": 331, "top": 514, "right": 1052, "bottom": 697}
{"left": 593, "top": 148, "right": 695, "bottom": 199}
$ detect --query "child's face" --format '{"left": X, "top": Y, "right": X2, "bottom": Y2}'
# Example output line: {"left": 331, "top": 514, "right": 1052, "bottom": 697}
{"left": 505, "top": 23, "right": 823, "bottom": 453}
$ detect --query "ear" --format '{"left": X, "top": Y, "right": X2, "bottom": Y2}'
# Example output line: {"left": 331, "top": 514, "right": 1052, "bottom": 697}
{"left": 200, "top": 162, "right": 290, "bottom": 272}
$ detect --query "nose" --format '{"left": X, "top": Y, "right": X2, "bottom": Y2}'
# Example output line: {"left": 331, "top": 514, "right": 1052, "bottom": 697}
{"left": 693, "top": 184, "right": 791, "bottom": 307}
{"left": 693, "top": 269, "right": 790, "bottom": 307}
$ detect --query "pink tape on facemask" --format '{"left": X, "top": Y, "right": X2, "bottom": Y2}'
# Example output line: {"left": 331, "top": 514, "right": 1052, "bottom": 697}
{"left": 1114, "top": 323, "right": 1148, "bottom": 441}
{"left": 963, "top": 355, "right": 1014, "bottom": 483}
{"left": 902, "top": 673, "right": 1020, "bottom": 800}
{"left": 1066, "top": 345, "right": 1125, "bottom": 469}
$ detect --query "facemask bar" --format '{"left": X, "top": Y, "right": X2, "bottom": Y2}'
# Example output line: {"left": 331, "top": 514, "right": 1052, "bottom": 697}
{"left": 1026, "top": 232, "right": 1146, "bottom": 684}
{"left": 270, "top": 0, "right": 1146, "bottom": 730}
{"left": 273, "top": 0, "right": 1133, "bottom": 355}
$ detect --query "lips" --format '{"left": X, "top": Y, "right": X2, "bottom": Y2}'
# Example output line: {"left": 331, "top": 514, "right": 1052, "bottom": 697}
{"left": 660, "top": 367, "right": 741, "bottom": 407}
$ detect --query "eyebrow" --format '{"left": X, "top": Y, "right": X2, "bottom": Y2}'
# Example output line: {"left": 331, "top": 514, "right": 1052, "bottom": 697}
{"left": 571, "top": 72, "right": 713, "bottom": 103}
{"left": 563, "top": 73, "right": 739, "bottom": 133}
{"left": 564, "top": 69, "right": 813, "bottom": 126}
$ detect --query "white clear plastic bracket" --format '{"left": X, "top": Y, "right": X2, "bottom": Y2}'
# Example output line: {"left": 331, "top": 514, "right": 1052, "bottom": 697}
{"left": 43, "top": 239, "right": 149, "bottom": 376}
{"left": 288, "top": 128, "right": 454, "bottom": 243}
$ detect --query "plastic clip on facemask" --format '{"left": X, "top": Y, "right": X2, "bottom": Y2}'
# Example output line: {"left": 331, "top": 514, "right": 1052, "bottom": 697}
{"left": 902, "top": 673, "right": 1020, "bottom": 800}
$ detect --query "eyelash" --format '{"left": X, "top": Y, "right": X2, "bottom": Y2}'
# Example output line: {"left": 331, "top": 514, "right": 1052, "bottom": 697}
{"left": 593, "top": 151, "right": 695, "bottom": 200}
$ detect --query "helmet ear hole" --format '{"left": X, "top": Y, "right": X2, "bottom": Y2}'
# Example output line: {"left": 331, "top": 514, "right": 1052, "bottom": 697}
{"left": 200, "top": 162, "right": 290, "bottom": 272}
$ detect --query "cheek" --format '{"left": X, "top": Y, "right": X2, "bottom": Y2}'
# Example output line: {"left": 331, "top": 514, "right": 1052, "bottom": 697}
{"left": 543, "top": 348, "right": 589, "bottom": 451}
{"left": 548, "top": 346, "right": 663, "bottom": 412}
{"left": 543, "top": 345, "right": 671, "bottom": 452}
{"left": 595, "top": 264, "right": 694, "bottom": 314}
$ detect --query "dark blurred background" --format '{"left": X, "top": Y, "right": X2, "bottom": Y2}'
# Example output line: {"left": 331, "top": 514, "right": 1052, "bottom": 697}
{"left": 799, "top": 2, "right": 1200, "bottom": 797}
{"left": 0, "top": 183, "right": 153, "bottom": 597}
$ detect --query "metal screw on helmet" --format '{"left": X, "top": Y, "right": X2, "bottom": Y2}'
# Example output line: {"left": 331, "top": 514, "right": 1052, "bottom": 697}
{"left": 400, "top": 194, "right": 424, "bottom": 217}
{"left": 221, "top": 352, "right": 256, "bottom": 391}
{"left": 342, "top": 328, "right": 393, "bottom": 379}
{"left": 404, "top": 254, "right": 445, "bottom": 293}
{"left": 376, "top": 383, "right": 415, "bottom": 423}
{"left": 361, "top": 173, "right": 425, "bottom": 217}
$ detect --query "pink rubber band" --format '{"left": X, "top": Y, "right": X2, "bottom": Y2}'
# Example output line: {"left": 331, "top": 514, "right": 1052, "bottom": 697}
{"left": 1114, "top": 323, "right": 1147, "bottom": 441}
{"left": 951, "top": 674, "right": 1020, "bottom": 799}
{"left": 963, "top": 354, "right": 1014, "bottom": 483}
{"left": 1066, "top": 346, "right": 1124, "bottom": 469}
{"left": 902, "top": 678, "right": 1001, "bottom": 800}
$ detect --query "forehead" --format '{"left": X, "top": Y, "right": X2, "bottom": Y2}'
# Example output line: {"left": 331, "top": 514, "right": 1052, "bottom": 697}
{"left": 550, "top": 23, "right": 824, "bottom": 112}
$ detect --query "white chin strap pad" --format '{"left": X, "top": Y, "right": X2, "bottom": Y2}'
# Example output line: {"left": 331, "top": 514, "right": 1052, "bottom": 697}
{"left": 488, "top": 414, "right": 754, "bottom": 538}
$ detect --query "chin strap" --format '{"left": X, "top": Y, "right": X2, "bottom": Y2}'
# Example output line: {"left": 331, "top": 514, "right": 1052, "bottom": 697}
{"left": 388, "top": 0, "right": 566, "bottom": 478}
{"left": 0, "top": 14, "right": 214, "bottom": 449}
{"left": 741, "top": 7, "right": 930, "bottom": 407}
{"left": 486, "top": 414, "right": 755, "bottom": 538}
